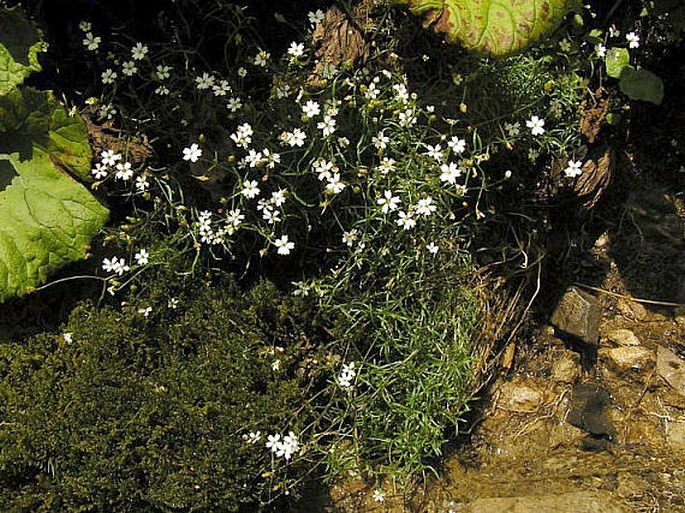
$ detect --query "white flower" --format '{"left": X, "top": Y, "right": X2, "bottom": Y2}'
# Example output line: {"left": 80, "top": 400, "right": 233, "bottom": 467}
{"left": 254, "top": 50, "right": 270, "bottom": 67}
{"left": 426, "top": 242, "right": 439, "bottom": 254}
{"left": 287, "top": 41, "right": 305, "bottom": 59}
{"left": 302, "top": 100, "right": 321, "bottom": 118}
{"left": 102, "top": 256, "right": 130, "bottom": 276}
{"left": 101, "top": 68, "right": 117, "bottom": 85}
{"left": 317, "top": 115, "right": 337, "bottom": 137}
{"left": 416, "top": 197, "right": 437, "bottom": 217}
{"left": 91, "top": 163, "right": 108, "bottom": 179}
{"left": 274, "top": 235, "right": 295, "bottom": 255}
{"left": 115, "top": 161, "right": 134, "bottom": 181}
{"left": 608, "top": 24, "right": 620, "bottom": 38}
{"left": 392, "top": 83, "right": 409, "bottom": 102}
{"left": 195, "top": 72, "right": 215, "bottom": 90}
{"left": 245, "top": 149, "right": 264, "bottom": 168}
{"left": 183, "top": 143, "right": 202, "bottom": 163}
{"left": 308, "top": 9, "right": 325, "bottom": 26}
{"left": 131, "top": 42, "right": 148, "bottom": 60}
{"left": 63, "top": 332, "right": 73, "bottom": 343}
{"left": 278, "top": 431, "right": 300, "bottom": 460}
{"left": 377, "top": 157, "right": 396, "bottom": 175}
{"left": 440, "top": 162, "right": 462, "bottom": 184}
{"left": 595, "top": 43, "right": 607, "bottom": 58}
{"left": 230, "top": 123, "right": 253, "bottom": 149}
{"left": 528, "top": 148, "right": 540, "bottom": 162}
{"left": 626, "top": 31, "right": 640, "bottom": 48}
{"left": 504, "top": 121, "right": 521, "bottom": 138}
{"left": 425, "top": 144, "right": 443, "bottom": 161}
{"left": 168, "top": 297, "right": 179, "bottom": 309}
{"left": 227, "top": 97, "right": 243, "bottom": 112}
{"left": 372, "top": 490, "right": 386, "bottom": 503}
{"left": 314, "top": 159, "right": 335, "bottom": 181}
{"left": 396, "top": 211, "right": 416, "bottom": 230}
{"left": 398, "top": 108, "right": 416, "bottom": 127}
{"left": 213, "top": 79, "right": 232, "bottom": 97}
{"left": 266, "top": 433, "right": 281, "bottom": 452}
{"left": 271, "top": 189, "right": 287, "bottom": 207}
{"left": 339, "top": 362, "right": 357, "bottom": 389}
{"left": 138, "top": 306, "right": 152, "bottom": 317}
{"left": 289, "top": 128, "right": 307, "bottom": 147}
{"left": 226, "top": 208, "right": 245, "bottom": 232}
{"left": 78, "top": 21, "right": 92, "bottom": 32}
{"left": 262, "top": 208, "right": 281, "bottom": 225}
{"left": 559, "top": 38, "right": 571, "bottom": 52}
{"left": 135, "top": 175, "right": 149, "bottom": 192}
{"left": 134, "top": 248, "right": 149, "bottom": 266}
{"left": 155, "top": 64, "right": 171, "bottom": 80}
{"left": 448, "top": 136, "right": 466, "bottom": 154}
{"left": 564, "top": 159, "right": 583, "bottom": 178}
{"left": 100, "top": 149, "right": 121, "bottom": 167}
{"left": 237, "top": 67, "right": 247, "bottom": 78}
{"left": 82, "top": 32, "right": 101, "bottom": 51}
{"left": 373, "top": 133, "right": 389, "bottom": 150}
{"left": 122, "top": 60, "right": 137, "bottom": 76}
{"left": 243, "top": 431, "right": 261, "bottom": 444}
{"left": 241, "top": 179, "right": 260, "bottom": 199}
{"left": 338, "top": 136, "right": 350, "bottom": 148}
{"left": 364, "top": 82, "right": 380, "bottom": 100}
{"left": 526, "top": 115, "right": 545, "bottom": 136}
{"left": 342, "top": 229, "right": 359, "bottom": 247}
{"left": 377, "top": 190, "right": 400, "bottom": 213}
{"left": 326, "top": 173, "right": 346, "bottom": 194}
{"left": 275, "top": 83, "right": 291, "bottom": 99}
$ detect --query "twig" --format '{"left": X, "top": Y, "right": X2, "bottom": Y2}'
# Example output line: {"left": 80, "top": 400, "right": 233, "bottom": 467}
{"left": 573, "top": 282, "right": 685, "bottom": 308}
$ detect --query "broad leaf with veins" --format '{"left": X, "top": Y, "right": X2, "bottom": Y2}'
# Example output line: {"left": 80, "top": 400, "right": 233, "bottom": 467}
{"left": 394, "top": 0, "right": 575, "bottom": 57}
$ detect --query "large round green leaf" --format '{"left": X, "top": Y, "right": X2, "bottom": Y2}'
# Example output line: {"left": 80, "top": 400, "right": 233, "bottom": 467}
{"left": 394, "top": 0, "right": 575, "bottom": 56}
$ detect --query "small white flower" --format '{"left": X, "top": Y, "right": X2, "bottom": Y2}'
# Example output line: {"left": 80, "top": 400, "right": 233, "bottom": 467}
{"left": 91, "top": 163, "right": 108, "bottom": 179}
{"left": 82, "top": 32, "right": 101, "bottom": 51}
{"left": 595, "top": 43, "right": 607, "bottom": 58}
{"left": 237, "top": 66, "right": 247, "bottom": 78}
{"left": 608, "top": 24, "right": 620, "bottom": 38}
{"left": 131, "top": 42, "right": 148, "bottom": 60}
{"left": 317, "top": 115, "right": 337, "bottom": 137}
{"left": 213, "top": 79, "right": 232, "bottom": 97}
{"left": 241, "top": 179, "right": 260, "bottom": 199}
{"left": 314, "top": 159, "right": 334, "bottom": 181}
{"left": 155, "top": 64, "right": 171, "bottom": 80}
{"left": 274, "top": 235, "right": 295, "bottom": 255}
{"left": 377, "top": 157, "right": 396, "bottom": 175}
{"left": 115, "top": 161, "right": 134, "bottom": 181}
{"left": 302, "top": 100, "right": 321, "bottom": 118}
{"left": 326, "top": 173, "right": 346, "bottom": 194}
{"left": 426, "top": 242, "right": 439, "bottom": 254}
{"left": 440, "top": 162, "right": 462, "bottom": 184}
{"left": 183, "top": 143, "right": 202, "bottom": 163}
{"left": 122, "top": 60, "right": 138, "bottom": 77}
{"left": 564, "top": 159, "right": 583, "bottom": 178}
{"left": 254, "top": 50, "right": 270, "bottom": 67}
{"left": 155, "top": 85, "right": 170, "bottom": 96}
{"left": 138, "top": 306, "right": 152, "bottom": 317}
{"left": 135, "top": 175, "right": 149, "bottom": 192}
{"left": 398, "top": 108, "right": 416, "bottom": 127}
{"left": 392, "top": 83, "right": 409, "bottom": 102}
{"left": 626, "top": 31, "right": 640, "bottom": 48}
{"left": 63, "top": 332, "right": 73, "bottom": 343}
{"left": 504, "top": 121, "right": 520, "bottom": 138}
{"left": 101, "top": 68, "right": 117, "bottom": 85}
{"left": 102, "top": 256, "right": 130, "bottom": 276}
{"left": 266, "top": 433, "right": 281, "bottom": 452}
{"left": 287, "top": 41, "right": 305, "bottom": 59}
{"left": 230, "top": 123, "right": 253, "bottom": 149}
{"left": 416, "top": 197, "right": 437, "bottom": 217}
{"left": 308, "top": 9, "right": 325, "bottom": 26}
{"left": 134, "top": 248, "right": 149, "bottom": 266}
{"left": 559, "top": 38, "right": 571, "bottom": 53}
{"left": 339, "top": 362, "right": 357, "bottom": 389}
{"left": 243, "top": 431, "right": 262, "bottom": 444}
{"left": 271, "top": 189, "right": 287, "bottom": 207}
{"left": 342, "top": 229, "right": 359, "bottom": 247}
{"left": 425, "top": 144, "right": 443, "bottom": 161}
{"left": 526, "top": 115, "right": 545, "bottom": 136}
{"left": 226, "top": 97, "right": 243, "bottom": 112}
{"left": 372, "top": 490, "right": 386, "bottom": 503}
{"left": 289, "top": 128, "right": 307, "bottom": 147}
{"left": 78, "top": 21, "right": 92, "bottom": 32}
{"left": 373, "top": 133, "right": 389, "bottom": 150}
{"left": 168, "top": 297, "right": 179, "bottom": 309}
{"left": 100, "top": 149, "right": 121, "bottom": 167}
{"left": 195, "top": 72, "right": 215, "bottom": 90}
{"left": 377, "top": 190, "right": 400, "bottom": 213}
{"left": 262, "top": 208, "right": 281, "bottom": 225}
{"left": 271, "top": 359, "right": 281, "bottom": 371}
{"left": 396, "top": 211, "right": 416, "bottom": 230}
{"left": 448, "top": 136, "right": 466, "bottom": 154}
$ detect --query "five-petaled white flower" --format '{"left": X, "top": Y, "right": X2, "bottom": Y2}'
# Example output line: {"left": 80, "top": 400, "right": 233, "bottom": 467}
{"left": 241, "top": 179, "right": 260, "bottom": 199}
{"left": 122, "top": 60, "right": 137, "bottom": 76}
{"left": 101, "top": 68, "right": 117, "bottom": 85}
{"left": 82, "top": 32, "right": 101, "bottom": 51}
{"left": 595, "top": 43, "right": 607, "bottom": 58}
{"left": 131, "top": 42, "right": 148, "bottom": 60}
{"left": 377, "top": 190, "right": 400, "bottom": 213}
{"left": 308, "top": 9, "right": 325, "bottom": 26}
{"left": 440, "top": 162, "right": 462, "bottom": 184}
{"left": 326, "top": 173, "right": 346, "bottom": 194}
{"left": 115, "top": 161, "right": 134, "bottom": 181}
{"left": 134, "top": 249, "right": 149, "bottom": 266}
{"left": 504, "top": 121, "right": 521, "bottom": 137}
{"left": 416, "top": 197, "right": 437, "bottom": 217}
{"left": 135, "top": 175, "right": 149, "bottom": 192}
{"left": 287, "top": 42, "right": 305, "bottom": 59}
{"left": 396, "top": 211, "right": 416, "bottom": 230}
{"left": 373, "top": 133, "right": 389, "bottom": 150}
{"left": 101, "top": 149, "right": 121, "bottom": 167}
{"left": 274, "top": 235, "right": 295, "bottom": 255}
{"left": 564, "top": 159, "right": 583, "bottom": 178}
{"left": 426, "top": 242, "right": 440, "bottom": 254}
{"left": 317, "top": 115, "right": 337, "bottom": 137}
{"left": 91, "top": 163, "right": 108, "bottom": 179}
{"left": 425, "top": 144, "right": 443, "bottom": 161}
{"left": 526, "top": 115, "right": 545, "bottom": 136}
{"left": 195, "top": 72, "right": 215, "bottom": 90}
{"left": 79, "top": 21, "right": 92, "bottom": 32}
{"left": 626, "top": 32, "right": 640, "bottom": 48}
{"left": 302, "top": 100, "right": 321, "bottom": 118}
{"left": 155, "top": 64, "right": 171, "bottom": 80}
{"left": 183, "top": 143, "right": 202, "bottom": 163}
{"left": 448, "top": 136, "right": 466, "bottom": 154}
{"left": 372, "top": 490, "right": 386, "bottom": 503}
{"left": 254, "top": 50, "right": 270, "bottom": 67}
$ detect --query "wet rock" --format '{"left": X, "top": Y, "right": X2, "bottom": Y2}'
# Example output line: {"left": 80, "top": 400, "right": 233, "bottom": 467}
{"left": 551, "top": 350, "right": 581, "bottom": 383}
{"left": 460, "top": 491, "right": 629, "bottom": 513}
{"left": 657, "top": 345, "right": 685, "bottom": 396}
{"left": 499, "top": 379, "right": 544, "bottom": 412}
{"left": 550, "top": 287, "right": 601, "bottom": 344}
{"left": 666, "top": 422, "right": 685, "bottom": 452}
{"left": 600, "top": 346, "right": 655, "bottom": 373}
{"left": 567, "top": 383, "right": 616, "bottom": 446}
{"left": 607, "top": 329, "right": 641, "bottom": 347}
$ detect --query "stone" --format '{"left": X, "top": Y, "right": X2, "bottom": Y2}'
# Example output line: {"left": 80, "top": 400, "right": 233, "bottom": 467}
{"left": 616, "top": 299, "right": 648, "bottom": 321}
{"left": 550, "top": 287, "right": 601, "bottom": 344}
{"left": 657, "top": 345, "right": 685, "bottom": 396}
{"left": 607, "top": 329, "right": 641, "bottom": 347}
{"left": 567, "top": 383, "right": 616, "bottom": 440}
{"left": 666, "top": 422, "right": 685, "bottom": 452}
{"left": 551, "top": 350, "right": 581, "bottom": 383}
{"left": 463, "top": 491, "right": 629, "bottom": 513}
{"left": 600, "top": 346, "right": 655, "bottom": 373}
{"left": 500, "top": 379, "right": 544, "bottom": 412}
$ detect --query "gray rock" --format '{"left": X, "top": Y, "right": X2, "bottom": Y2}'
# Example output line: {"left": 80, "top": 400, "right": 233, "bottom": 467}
{"left": 657, "top": 345, "right": 685, "bottom": 396}
{"left": 462, "top": 491, "right": 629, "bottom": 513}
{"left": 600, "top": 346, "right": 655, "bottom": 373}
{"left": 550, "top": 287, "right": 601, "bottom": 344}
{"left": 607, "top": 329, "right": 641, "bottom": 347}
